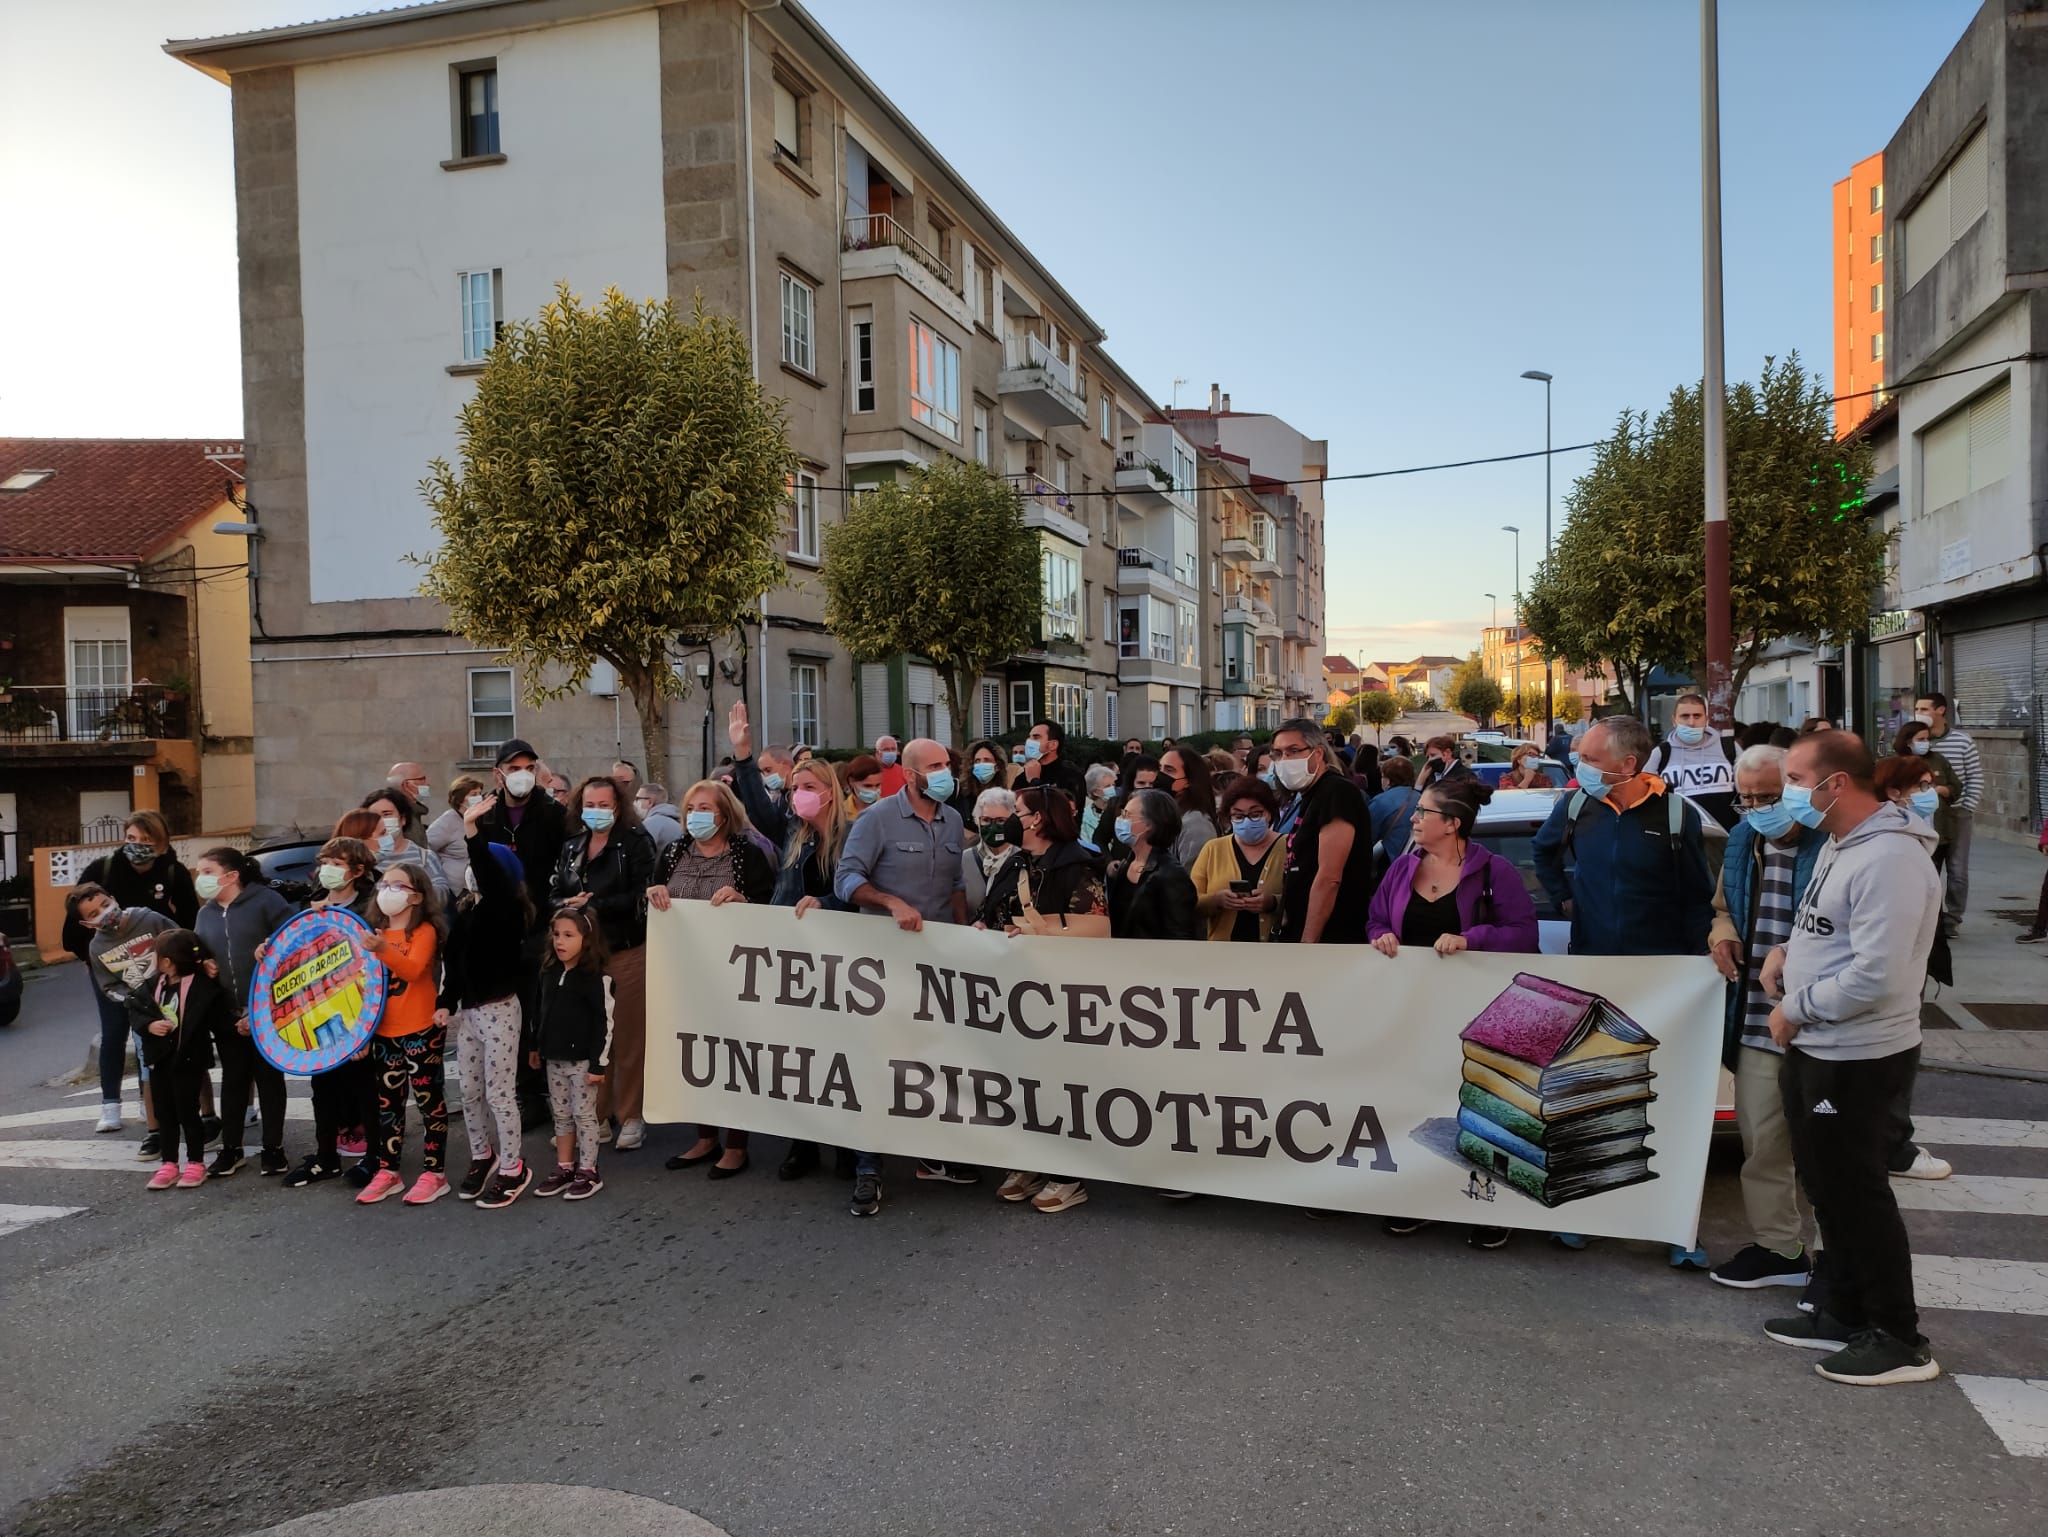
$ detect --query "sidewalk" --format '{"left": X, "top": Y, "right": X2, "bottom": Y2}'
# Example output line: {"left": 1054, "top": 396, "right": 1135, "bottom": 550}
{"left": 1922, "top": 832, "right": 2048, "bottom": 1076}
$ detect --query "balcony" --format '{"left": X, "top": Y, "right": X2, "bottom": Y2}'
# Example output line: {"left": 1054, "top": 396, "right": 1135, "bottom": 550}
{"left": 0, "top": 684, "right": 190, "bottom": 754}
{"left": 841, "top": 213, "right": 972, "bottom": 332}
{"left": 1117, "top": 544, "right": 1189, "bottom": 601}
{"left": 1115, "top": 451, "right": 1174, "bottom": 509}
{"left": 1014, "top": 475, "right": 1089, "bottom": 546}
{"left": 998, "top": 333, "right": 1085, "bottom": 439}
{"left": 843, "top": 213, "right": 952, "bottom": 287}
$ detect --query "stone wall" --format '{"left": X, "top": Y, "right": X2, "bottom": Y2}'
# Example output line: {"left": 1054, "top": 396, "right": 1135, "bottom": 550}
{"left": 1974, "top": 726, "right": 2042, "bottom": 844}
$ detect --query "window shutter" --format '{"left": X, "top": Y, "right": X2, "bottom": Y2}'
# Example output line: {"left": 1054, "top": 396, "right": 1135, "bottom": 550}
{"left": 773, "top": 83, "right": 799, "bottom": 157}
{"left": 859, "top": 662, "right": 890, "bottom": 742}
{"left": 1966, "top": 379, "right": 2010, "bottom": 493}
{"left": 1949, "top": 127, "right": 1988, "bottom": 238}
{"left": 1920, "top": 406, "right": 1969, "bottom": 512}
{"left": 1949, "top": 621, "right": 2039, "bottom": 729}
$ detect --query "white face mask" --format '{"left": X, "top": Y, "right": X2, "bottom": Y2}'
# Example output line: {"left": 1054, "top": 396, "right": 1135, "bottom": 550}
{"left": 376, "top": 886, "right": 413, "bottom": 917}
{"left": 504, "top": 769, "right": 537, "bottom": 798}
{"left": 1274, "top": 756, "right": 1314, "bottom": 792}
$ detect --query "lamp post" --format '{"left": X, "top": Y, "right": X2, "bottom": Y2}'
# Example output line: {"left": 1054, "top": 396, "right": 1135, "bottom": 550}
{"left": 1521, "top": 369, "right": 1553, "bottom": 739}
{"left": 1701, "top": 0, "right": 1733, "bottom": 728}
{"left": 1502, "top": 525, "right": 1521, "bottom": 735}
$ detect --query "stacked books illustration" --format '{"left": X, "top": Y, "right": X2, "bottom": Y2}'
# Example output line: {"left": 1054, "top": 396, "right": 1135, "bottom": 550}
{"left": 1456, "top": 973, "right": 1659, "bottom": 1207}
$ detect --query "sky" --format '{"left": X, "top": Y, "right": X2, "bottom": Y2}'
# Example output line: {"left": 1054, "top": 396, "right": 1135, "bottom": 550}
{"left": 0, "top": 0, "right": 1982, "bottom": 665}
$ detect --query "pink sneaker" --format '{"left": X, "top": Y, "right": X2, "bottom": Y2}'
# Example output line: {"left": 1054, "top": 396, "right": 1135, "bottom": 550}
{"left": 337, "top": 1128, "right": 368, "bottom": 1158}
{"left": 178, "top": 1162, "right": 207, "bottom": 1189}
{"left": 355, "top": 1168, "right": 406, "bottom": 1204}
{"left": 401, "top": 1171, "right": 450, "bottom": 1206}
{"left": 147, "top": 1163, "right": 179, "bottom": 1191}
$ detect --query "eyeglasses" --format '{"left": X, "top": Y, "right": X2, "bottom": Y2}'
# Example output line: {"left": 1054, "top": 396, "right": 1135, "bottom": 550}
{"left": 1271, "top": 743, "right": 1320, "bottom": 760}
{"left": 1413, "top": 806, "right": 1462, "bottom": 825}
{"left": 376, "top": 882, "right": 416, "bottom": 895}
{"left": 1735, "top": 794, "right": 1782, "bottom": 810}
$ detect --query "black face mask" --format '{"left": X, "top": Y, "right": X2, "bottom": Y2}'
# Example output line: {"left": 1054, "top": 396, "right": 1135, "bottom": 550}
{"left": 978, "top": 822, "right": 1008, "bottom": 846}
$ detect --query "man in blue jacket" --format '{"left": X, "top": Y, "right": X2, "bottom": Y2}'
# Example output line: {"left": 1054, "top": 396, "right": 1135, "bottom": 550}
{"left": 1533, "top": 715, "right": 1714, "bottom": 957}
{"left": 1703, "top": 744, "right": 1825, "bottom": 1290}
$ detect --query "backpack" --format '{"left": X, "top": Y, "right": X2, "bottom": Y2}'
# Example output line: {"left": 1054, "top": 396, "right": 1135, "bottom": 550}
{"left": 1561, "top": 787, "right": 1690, "bottom": 877}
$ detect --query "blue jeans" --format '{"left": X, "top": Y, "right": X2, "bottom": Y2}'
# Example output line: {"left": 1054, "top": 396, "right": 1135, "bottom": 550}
{"left": 855, "top": 1150, "right": 882, "bottom": 1176}
{"left": 93, "top": 984, "right": 136, "bottom": 1102}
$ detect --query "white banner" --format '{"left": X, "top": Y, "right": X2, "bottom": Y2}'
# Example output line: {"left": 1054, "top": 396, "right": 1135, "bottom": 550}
{"left": 645, "top": 905, "right": 1726, "bottom": 1246}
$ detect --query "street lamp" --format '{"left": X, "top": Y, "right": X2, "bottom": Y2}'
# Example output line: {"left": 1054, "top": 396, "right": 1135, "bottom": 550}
{"left": 1484, "top": 591, "right": 1497, "bottom": 631}
{"left": 1521, "top": 369, "right": 1554, "bottom": 738}
{"left": 1502, "top": 525, "right": 1521, "bottom": 735}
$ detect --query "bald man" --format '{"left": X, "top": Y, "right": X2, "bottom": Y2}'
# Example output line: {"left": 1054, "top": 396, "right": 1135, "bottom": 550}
{"left": 387, "top": 762, "right": 430, "bottom": 812}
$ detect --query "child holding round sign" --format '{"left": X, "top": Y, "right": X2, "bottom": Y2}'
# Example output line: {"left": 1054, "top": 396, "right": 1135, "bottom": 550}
{"left": 528, "top": 905, "right": 613, "bottom": 1200}
{"left": 354, "top": 862, "right": 449, "bottom": 1207}
{"left": 287, "top": 835, "right": 383, "bottom": 1189}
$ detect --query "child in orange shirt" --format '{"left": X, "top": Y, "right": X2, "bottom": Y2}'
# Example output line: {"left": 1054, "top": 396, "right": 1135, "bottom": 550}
{"left": 355, "top": 861, "right": 450, "bottom": 1207}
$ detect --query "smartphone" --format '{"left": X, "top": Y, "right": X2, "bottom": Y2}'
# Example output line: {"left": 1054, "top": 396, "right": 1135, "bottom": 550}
{"left": 1229, "top": 879, "right": 1254, "bottom": 894}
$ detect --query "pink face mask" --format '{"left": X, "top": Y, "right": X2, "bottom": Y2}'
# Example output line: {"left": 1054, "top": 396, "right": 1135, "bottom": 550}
{"left": 791, "top": 787, "right": 827, "bottom": 821}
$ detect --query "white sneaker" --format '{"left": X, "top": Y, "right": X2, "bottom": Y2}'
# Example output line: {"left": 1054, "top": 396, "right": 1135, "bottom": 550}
{"left": 1892, "top": 1146, "right": 1952, "bottom": 1180}
{"left": 1030, "top": 1179, "right": 1089, "bottom": 1213}
{"left": 95, "top": 1103, "right": 123, "bottom": 1134}
{"left": 613, "top": 1118, "right": 645, "bottom": 1151}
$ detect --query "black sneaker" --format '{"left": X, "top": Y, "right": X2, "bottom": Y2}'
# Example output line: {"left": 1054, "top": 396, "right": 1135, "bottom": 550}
{"left": 345, "top": 1160, "right": 377, "bottom": 1190}
{"left": 475, "top": 1162, "right": 533, "bottom": 1210}
{"left": 207, "top": 1149, "right": 246, "bottom": 1180}
{"left": 136, "top": 1131, "right": 162, "bottom": 1161}
{"left": 1814, "top": 1330, "right": 1941, "bottom": 1386}
{"left": 914, "top": 1160, "right": 979, "bottom": 1185}
{"left": 1710, "top": 1243, "right": 1811, "bottom": 1290}
{"left": 1765, "top": 1308, "right": 1854, "bottom": 1351}
{"left": 778, "top": 1142, "right": 819, "bottom": 1181}
{"left": 259, "top": 1148, "right": 289, "bottom": 1176}
{"left": 282, "top": 1157, "right": 339, "bottom": 1188}
{"left": 849, "top": 1172, "right": 882, "bottom": 1217}
{"left": 198, "top": 1113, "right": 223, "bottom": 1148}
{"left": 457, "top": 1157, "right": 493, "bottom": 1200}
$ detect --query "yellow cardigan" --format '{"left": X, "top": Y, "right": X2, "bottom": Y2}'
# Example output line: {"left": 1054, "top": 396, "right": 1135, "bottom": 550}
{"left": 1188, "top": 831, "right": 1288, "bottom": 942}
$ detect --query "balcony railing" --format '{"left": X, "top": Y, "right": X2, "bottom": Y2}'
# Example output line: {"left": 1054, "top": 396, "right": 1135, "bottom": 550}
{"left": 0, "top": 684, "right": 190, "bottom": 744}
{"left": 1002, "top": 332, "right": 1077, "bottom": 392}
{"left": 843, "top": 213, "right": 954, "bottom": 289}
{"left": 1117, "top": 545, "right": 1171, "bottom": 574}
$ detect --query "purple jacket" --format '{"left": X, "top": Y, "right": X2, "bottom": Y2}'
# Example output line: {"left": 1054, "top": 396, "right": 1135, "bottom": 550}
{"left": 1365, "top": 843, "right": 1540, "bottom": 952}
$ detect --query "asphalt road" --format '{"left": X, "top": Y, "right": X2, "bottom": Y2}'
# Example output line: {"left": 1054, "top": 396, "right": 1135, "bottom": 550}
{"left": 4, "top": 959, "right": 2046, "bottom": 1537}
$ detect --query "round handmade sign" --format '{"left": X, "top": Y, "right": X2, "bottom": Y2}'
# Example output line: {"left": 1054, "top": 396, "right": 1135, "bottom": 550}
{"left": 249, "top": 907, "right": 388, "bottom": 1074}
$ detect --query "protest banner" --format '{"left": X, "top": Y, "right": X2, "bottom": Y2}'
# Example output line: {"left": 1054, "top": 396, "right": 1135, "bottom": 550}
{"left": 249, "top": 907, "right": 386, "bottom": 1074}
{"left": 644, "top": 906, "right": 1725, "bottom": 1246}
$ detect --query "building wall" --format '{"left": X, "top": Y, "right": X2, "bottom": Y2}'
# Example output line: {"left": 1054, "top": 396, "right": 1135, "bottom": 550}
{"left": 1832, "top": 150, "right": 1886, "bottom": 438}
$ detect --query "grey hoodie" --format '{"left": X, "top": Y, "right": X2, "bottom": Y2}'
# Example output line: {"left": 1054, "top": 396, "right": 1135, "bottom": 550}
{"left": 86, "top": 907, "right": 176, "bottom": 1006}
{"left": 1779, "top": 802, "right": 1941, "bottom": 1061}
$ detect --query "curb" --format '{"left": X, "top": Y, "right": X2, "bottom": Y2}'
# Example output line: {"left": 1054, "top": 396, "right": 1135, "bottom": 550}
{"left": 1921, "top": 1057, "right": 2048, "bottom": 1086}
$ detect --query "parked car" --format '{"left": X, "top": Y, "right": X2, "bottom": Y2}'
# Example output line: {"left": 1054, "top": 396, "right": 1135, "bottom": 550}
{"left": 1470, "top": 756, "right": 1571, "bottom": 789}
{"left": 1467, "top": 788, "right": 1736, "bottom": 1135}
{"left": 250, "top": 838, "right": 324, "bottom": 903}
{"left": 0, "top": 939, "right": 20, "bottom": 1027}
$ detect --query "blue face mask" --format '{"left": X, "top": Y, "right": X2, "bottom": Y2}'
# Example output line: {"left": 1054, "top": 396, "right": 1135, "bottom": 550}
{"left": 1745, "top": 800, "right": 1799, "bottom": 839}
{"left": 1568, "top": 751, "right": 1581, "bottom": 767}
{"left": 685, "top": 810, "right": 718, "bottom": 840}
{"left": 971, "top": 761, "right": 997, "bottom": 783}
{"left": 1011, "top": 753, "right": 1026, "bottom": 766}
{"left": 880, "top": 751, "right": 899, "bottom": 766}
{"left": 1231, "top": 815, "right": 1270, "bottom": 843}
{"left": 1113, "top": 816, "right": 1135, "bottom": 845}
{"left": 1673, "top": 724, "right": 1708, "bottom": 747}
{"left": 856, "top": 786, "right": 880, "bottom": 804}
{"left": 1576, "top": 761, "right": 1614, "bottom": 800}
{"left": 922, "top": 768, "right": 956, "bottom": 803}
{"left": 581, "top": 807, "right": 615, "bottom": 833}
{"left": 762, "top": 773, "right": 784, "bottom": 793}
{"left": 1909, "top": 788, "right": 1940, "bottom": 818}
{"left": 1909, "top": 739, "right": 1930, "bottom": 756}
{"left": 377, "top": 832, "right": 396, "bottom": 854}
{"left": 1779, "top": 777, "right": 1835, "bottom": 830}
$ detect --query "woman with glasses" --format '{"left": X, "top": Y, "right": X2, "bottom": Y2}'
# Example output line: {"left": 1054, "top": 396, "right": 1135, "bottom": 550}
{"left": 1891, "top": 719, "right": 1959, "bottom": 870}
{"left": 1502, "top": 744, "right": 1554, "bottom": 789}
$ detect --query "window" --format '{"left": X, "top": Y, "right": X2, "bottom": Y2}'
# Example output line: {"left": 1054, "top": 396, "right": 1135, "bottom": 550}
{"left": 1150, "top": 602, "right": 1172, "bottom": 662}
{"left": 780, "top": 272, "right": 814, "bottom": 373}
{"left": 909, "top": 701, "right": 933, "bottom": 738}
{"left": 468, "top": 668, "right": 514, "bottom": 755}
{"left": 851, "top": 313, "right": 874, "bottom": 412}
{"left": 1041, "top": 546, "right": 1079, "bottom": 641}
{"left": 1150, "top": 700, "right": 1168, "bottom": 737}
{"left": 1901, "top": 125, "right": 1988, "bottom": 290}
{"left": 459, "top": 268, "right": 502, "bottom": 361}
{"left": 65, "top": 607, "right": 131, "bottom": 738}
{"left": 772, "top": 80, "right": 801, "bottom": 160}
{"left": 1871, "top": 282, "right": 1883, "bottom": 313}
{"left": 972, "top": 405, "right": 990, "bottom": 465}
{"left": 457, "top": 65, "right": 499, "bottom": 158}
{"left": 1870, "top": 233, "right": 1883, "bottom": 264}
{"left": 1100, "top": 393, "right": 1112, "bottom": 442}
{"left": 1920, "top": 379, "right": 2009, "bottom": 513}
{"left": 1009, "top": 680, "right": 1034, "bottom": 728}
{"left": 1171, "top": 442, "right": 1196, "bottom": 500}
{"left": 1870, "top": 182, "right": 1883, "bottom": 213}
{"left": 790, "top": 663, "right": 820, "bottom": 746}
{"left": 790, "top": 471, "right": 820, "bottom": 560}
{"left": 908, "top": 319, "right": 961, "bottom": 440}
{"left": 1871, "top": 332, "right": 1883, "bottom": 361}
{"left": 1047, "top": 681, "right": 1084, "bottom": 734}
{"left": 1180, "top": 701, "right": 1195, "bottom": 736}
{"left": 1082, "top": 579, "right": 1093, "bottom": 641}
{"left": 1177, "top": 601, "right": 1198, "bottom": 668}
{"left": 979, "top": 679, "right": 1003, "bottom": 737}
{"left": 1053, "top": 453, "right": 1068, "bottom": 493}
{"left": 1106, "top": 691, "right": 1117, "bottom": 739}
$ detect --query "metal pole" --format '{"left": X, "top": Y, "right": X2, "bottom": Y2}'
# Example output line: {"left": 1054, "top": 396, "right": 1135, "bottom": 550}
{"left": 1701, "top": 0, "right": 1734, "bottom": 729}
{"left": 1512, "top": 530, "right": 1522, "bottom": 734}
{"left": 1542, "top": 377, "right": 1554, "bottom": 740}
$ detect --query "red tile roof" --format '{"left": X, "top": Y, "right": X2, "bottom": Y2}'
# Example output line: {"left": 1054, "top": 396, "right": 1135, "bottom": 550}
{"left": 1322, "top": 654, "right": 1359, "bottom": 672}
{"left": 0, "top": 439, "right": 242, "bottom": 565}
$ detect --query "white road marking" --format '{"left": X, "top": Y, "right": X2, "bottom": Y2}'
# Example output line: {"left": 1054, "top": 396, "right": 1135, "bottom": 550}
{"left": 0, "top": 1203, "right": 84, "bottom": 1238}
{"left": 1892, "top": 1174, "right": 2048, "bottom": 1218}
{"left": 1914, "top": 1255, "right": 2048, "bottom": 1318}
{"left": 1954, "top": 1376, "right": 2048, "bottom": 1457}
{"left": 0, "top": 1140, "right": 164, "bottom": 1171}
{"left": 0, "top": 1101, "right": 313, "bottom": 1133}
{"left": 1913, "top": 1116, "right": 2048, "bottom": 1150}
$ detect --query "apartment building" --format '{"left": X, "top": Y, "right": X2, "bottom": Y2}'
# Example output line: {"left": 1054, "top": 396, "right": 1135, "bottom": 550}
{"left": 1879, "top": 0, "right": 2048, "bottom": 840}
{"left": 1170, "top": 387, "right": 1328, "bottom": 724}
{"left": 168, "top": 0, "right": 1190, "bottom": 830}
{"left": 1832, "top": 151, "right": 1889, "bottom": 439}
{"left": 1198, "top": 449, "right": 1282, "bottom": 731}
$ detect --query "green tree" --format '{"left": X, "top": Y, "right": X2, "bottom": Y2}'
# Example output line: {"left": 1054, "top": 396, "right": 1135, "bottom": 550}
{"left": 1324, "top": 704, "right": 1358, "bottom": 737}
{"left": 419, "top": 285, "right": 798, "bottom": 787}
{"left": 821, "top": 458, "right": 1039, "bottom": 742}
{"left": 1523, "top": 353, "right": 1887, "bottom": 714}
{"left": 1513, "top": 684, "right": 1550, "bottom": 732}
{"left": 1553, "top": 685, "right": 1585, "bottom": 725}
{"left": 1450, "top": 664, "right": 1504, "bottom": 727}
{"left": 1356, "top": 689, "right": 1401, "bottom": 742}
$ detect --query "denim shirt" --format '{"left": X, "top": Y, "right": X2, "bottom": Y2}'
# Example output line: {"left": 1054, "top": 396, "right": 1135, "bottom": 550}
{"left": 835, "top": 788, "right": 965, "bottom": 921}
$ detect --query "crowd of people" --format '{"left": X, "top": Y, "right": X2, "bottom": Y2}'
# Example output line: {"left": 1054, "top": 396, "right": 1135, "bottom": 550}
{"left": 58, "top": 692, "right": 1990, "bottom": 1386}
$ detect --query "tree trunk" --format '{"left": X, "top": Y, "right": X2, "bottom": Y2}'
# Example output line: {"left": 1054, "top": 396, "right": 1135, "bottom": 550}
{"left": 940, "top": 663, "right": 976, "bottom": 751}
{"left": 623, "top": 662, "right": 671, "bottom": 790}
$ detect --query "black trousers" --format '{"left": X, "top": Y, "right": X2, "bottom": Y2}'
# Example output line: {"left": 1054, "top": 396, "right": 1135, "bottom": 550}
{"left": 157, "top": 1061, "right": 210, "bottom": 1167}
{"left": 311, "top": 1056, "right": 380, "bottom": 1167}
{"left": 1781, "top": 1045, "right": 1923, "bottom": 1343}
{"left": 216, "top": 1028, "right": 288, "bottom": 1156}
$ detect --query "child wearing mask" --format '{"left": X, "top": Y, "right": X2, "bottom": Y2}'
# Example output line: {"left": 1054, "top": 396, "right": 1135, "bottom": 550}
{"left": 67, "top": 883, "right": 179, "bottom": 1146}
{"left": 285, "top": 834, "right": 383, "bottom": 1188}
{"left": 529, "top": 906, "right": 614, "bottom": 1200}
{"left": 134, "top": 930, "right": 231, "bottom": 1190}
{"left": 355, "top": 862, "right": 449, "bottom": 1206}
{"left": 191, "top": 846, "right": 296, "bottom": 1177}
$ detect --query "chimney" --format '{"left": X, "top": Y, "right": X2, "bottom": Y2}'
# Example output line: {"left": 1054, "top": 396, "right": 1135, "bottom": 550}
{"left": 1209, "top": 382, "right": 1221, "bottom": 412}
{"left": 1221, "top": 392, "right": 1231, "bottom": 413}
